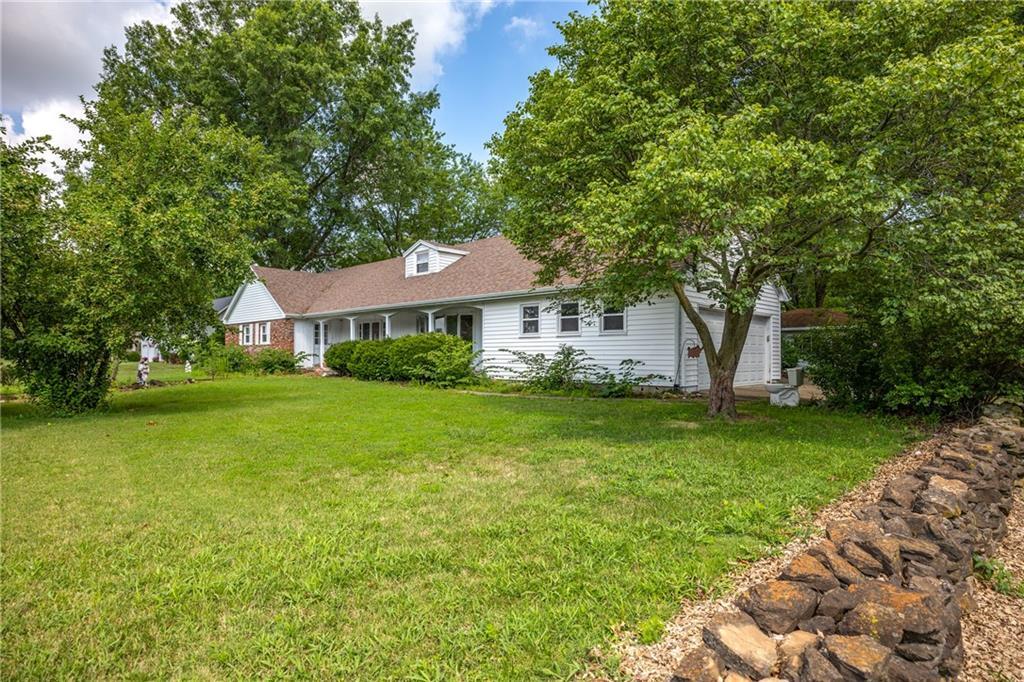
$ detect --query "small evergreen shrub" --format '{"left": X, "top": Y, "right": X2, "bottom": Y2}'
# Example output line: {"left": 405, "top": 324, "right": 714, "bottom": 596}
{"left": 324, "top": 340, "right": 362, "bottom": 375}
{"left": 348, "top": 338, "right": 396, "bottom": 381}
{"left": 252, "top": 347, "right": 305, "bottom": 374}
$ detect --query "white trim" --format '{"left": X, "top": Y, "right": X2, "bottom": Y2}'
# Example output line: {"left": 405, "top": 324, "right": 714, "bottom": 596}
{"left": 519, "top": 303, "right": 540, "bottom": 337}
{"left": 401, "top": 239, "right": 469, "bottom": 258}
{"left": 598, "top": 306, "right": 627, "bottom": 335}
{"left": 556, "top": 301, "right": 581, "bottom": 336}
{"left": 293, "top": 286, "right": 565, "bottom": 319}
{"left": 414, "top": 250, "right": 430, "bottom": 275}
{"left": 257, "top": 321, "right": 271, "bottom": 345}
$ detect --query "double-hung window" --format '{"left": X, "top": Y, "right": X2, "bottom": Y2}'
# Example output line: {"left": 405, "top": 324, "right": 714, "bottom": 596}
{"left": 416, "top": 251, "right": 429, "bottom": 274}
{"left": 558, "top": 302, "right": 580, "bottom": 334}
{"left": 258, "top": 322, "right": 271, "bottom": 345}
{"left": 359, "top": 321, "right": 381, "bottom": 340}
{"left": 240, "top": 324, "right": 253, "bottom": 345}
{"left": 520, "top": 304, "right": 539, "bottom": 336}
{"left": 600, "top": 306, "right": 626, "bottom": 334}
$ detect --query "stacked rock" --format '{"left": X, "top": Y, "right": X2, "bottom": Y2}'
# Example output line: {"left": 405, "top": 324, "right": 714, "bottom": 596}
{"left": 671, "top": 416, "right": 1024, "bottom": 682}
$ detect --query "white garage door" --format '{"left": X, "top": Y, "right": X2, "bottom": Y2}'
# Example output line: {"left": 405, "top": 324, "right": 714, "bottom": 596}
{"left": 696, "top": 311, "right": 770, "bottom": 388}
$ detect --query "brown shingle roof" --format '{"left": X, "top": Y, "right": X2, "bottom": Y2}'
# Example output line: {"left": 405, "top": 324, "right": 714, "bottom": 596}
{"left": 253, "top": 235, "right": 558, "bottom": 316}
{"left": 781, "top": 308, "right": 850, "bottom": 329}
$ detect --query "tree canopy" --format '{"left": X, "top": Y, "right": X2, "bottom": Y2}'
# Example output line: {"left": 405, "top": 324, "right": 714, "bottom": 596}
{"left": 95, "top": 0, "right": 499, "bottom": 269}
{"left": 491, "top": 0, "right": 1024, "bottom": 416}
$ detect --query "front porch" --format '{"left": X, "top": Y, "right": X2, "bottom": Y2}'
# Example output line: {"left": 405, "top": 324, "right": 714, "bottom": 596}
{"left": 300, "top": 305, "right": 483, "bottom": 367}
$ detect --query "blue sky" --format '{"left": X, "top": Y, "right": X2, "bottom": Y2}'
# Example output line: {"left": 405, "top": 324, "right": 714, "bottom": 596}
{"left": 431, "top": 1, "right": 586, "bottom": 161}
{"left": 1, "top": 0, "right": 588, "bottom": 173}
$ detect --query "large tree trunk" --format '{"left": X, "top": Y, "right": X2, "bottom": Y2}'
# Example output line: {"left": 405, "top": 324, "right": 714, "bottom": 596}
{"left": 707, "top": 366, "right": 738, "bottom": 418}
{"left": 671, "top": 282, "right": 754, "bottom": 419}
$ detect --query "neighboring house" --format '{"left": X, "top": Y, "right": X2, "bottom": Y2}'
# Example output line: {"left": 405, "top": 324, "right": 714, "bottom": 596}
{"left": 135, "top": 297, "right": 237, "bottom": 361}
{"left": 221, "top": 235, "right": 786, "bottom": 390}
{"left": 781, "top": 308, "right": 850, "bottom": 338}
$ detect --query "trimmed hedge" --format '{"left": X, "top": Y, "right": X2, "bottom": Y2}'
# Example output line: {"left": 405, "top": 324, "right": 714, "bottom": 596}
{"left": 336, "top": 333, "right": 477, "bottom": 386}
{"left": 323, "top": 340, "right": 361, "bottom": 375}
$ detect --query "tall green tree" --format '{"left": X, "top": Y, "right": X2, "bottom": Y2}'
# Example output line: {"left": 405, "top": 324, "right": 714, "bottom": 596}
{"left": 95, "top": 0, "right": 497, "bottom": 270}
{"left": 491, "top": 0, "right": 1024, "bottom": 417}
{"left": 1, "top": 110, "right": 296, "bottom": 413}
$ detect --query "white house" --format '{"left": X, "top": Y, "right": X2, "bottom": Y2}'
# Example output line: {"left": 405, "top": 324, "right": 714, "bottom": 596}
{"left": 220, "top": 235, "right": 785, "bottom": 390}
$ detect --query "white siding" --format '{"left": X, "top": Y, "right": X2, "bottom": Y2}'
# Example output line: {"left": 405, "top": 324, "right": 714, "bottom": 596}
{"left": 480, "top": 285, "right": 781, "bottom": 389}
{"left": 680, "top": 284, "right": 783, "bottom": 389}
{"left": 294, "top": 320, "right": 315, "bottom": 367}
{"left": 480, "top": 295, "right": 680, "bottom": 386}
{"left": 437, "top": 251, "right": 462, "bottom": 270}
{"left": 404, "top": 245, "right": 464, "bottom": 277}
{"left": 224, "top": 281, "right": 285, "bottom": 324}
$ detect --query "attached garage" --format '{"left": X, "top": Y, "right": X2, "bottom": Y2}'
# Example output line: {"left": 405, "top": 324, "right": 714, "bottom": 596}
{"left": 695, "top": 310, "right": 772, "bottom": 389}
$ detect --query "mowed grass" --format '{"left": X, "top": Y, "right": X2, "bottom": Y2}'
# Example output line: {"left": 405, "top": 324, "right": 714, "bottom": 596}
{"left": 1, "top": 376, "right": 913, "bottom": 679}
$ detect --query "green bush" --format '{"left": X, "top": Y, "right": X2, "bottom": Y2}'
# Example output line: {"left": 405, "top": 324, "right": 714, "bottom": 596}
{"left": 348, "top": 338, "right": 396, "bottom": 381}
{"left": 199, "top": 343, "right": 252, "bottom": 378}
{"left": 124, "top": 350, "right": 141, "bottom": 362}
{"left": 795, "top": 319, "right": 1024, "bottom": 417}
{"left": 501, "top": 345, "right": 603, "bottom": 391}
{"left": 10, "top": 330, "right": 113, "bottom": 414}
{"left": 252, "top": 347, "right": 305, "bottom": 374}
{"left": 781, "top": 335, "right": 800, "bottom": 370}
{"left": 404, "top": 335, "right": 478, "bottom": 387}
{"left": 324, "top": 340, "right": 362, "bottom": 375}
{"left": 595, "top": 359, "right": 667, "bottom": 397}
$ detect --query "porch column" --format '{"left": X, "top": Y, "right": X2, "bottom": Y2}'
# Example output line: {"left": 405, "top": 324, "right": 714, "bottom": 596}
{"left": 346, "top": 316, "right": 357, "bottom": 341}
{"left": 383, "top": 313, "right": 393, "bottom": 339}
{"left": 318, "top": 319, "right": 325, "bottom": 368}
{"left": 421, "top": 308, "right": 440, "bottom": 334}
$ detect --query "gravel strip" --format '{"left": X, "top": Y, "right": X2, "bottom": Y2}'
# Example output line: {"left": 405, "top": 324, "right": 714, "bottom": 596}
{"left": 962, "top": 487, "right": 1024, "bottom": 682}
{"left": 608, "top": 436, "right": 940, "bottom": 682}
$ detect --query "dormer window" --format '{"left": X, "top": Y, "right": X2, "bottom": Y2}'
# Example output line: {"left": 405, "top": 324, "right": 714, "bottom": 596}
{"left": 403, "top": 240, "right": 468, "bottom": 278}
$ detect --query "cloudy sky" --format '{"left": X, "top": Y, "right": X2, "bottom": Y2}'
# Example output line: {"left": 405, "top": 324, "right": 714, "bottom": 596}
{"left": 1, "top": 0, "right": 587, "bottom": 175}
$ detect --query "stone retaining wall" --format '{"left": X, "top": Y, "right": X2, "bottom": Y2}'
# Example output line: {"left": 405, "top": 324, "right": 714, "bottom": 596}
{"left": 671, "top": 416, "right": 1024, "bottom": 682}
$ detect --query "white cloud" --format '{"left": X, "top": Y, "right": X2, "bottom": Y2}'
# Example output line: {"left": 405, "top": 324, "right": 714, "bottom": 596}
{"left": 359, "top": 0, "right": 504, "bottom": 87}
{"left": 3, "top": 99, "right": 86, "bottom": 179}
{"left": 1, "top": 1, "right": 175, "bottom": 112}
{"left": 1, "top": 0, "right": 496, "bottom": 175}
{"left": 504, "top": 16, "right": 542, "bottom": 40}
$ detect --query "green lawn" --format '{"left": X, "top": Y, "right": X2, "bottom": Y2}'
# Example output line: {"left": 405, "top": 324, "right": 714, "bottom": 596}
{"left": 1, "top": 376, "right": 913, "bottom": 679}
{"left": 115, "top": 360, "right": 206, "bottom": 385}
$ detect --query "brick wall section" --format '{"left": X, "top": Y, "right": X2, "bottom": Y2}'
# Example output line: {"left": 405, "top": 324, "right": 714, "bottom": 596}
{"left": 225, "top": 319, "right": 295, "bottom": 354}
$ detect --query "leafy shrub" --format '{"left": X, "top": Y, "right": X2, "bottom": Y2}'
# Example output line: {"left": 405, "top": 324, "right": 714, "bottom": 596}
{"left": 792, "top": 323, "right": 886, "bottom": 411}
{"left": 124, "top": 350, "right": 141, "bottom": 362}
{"left": 10, "top": 330, "right": 113, "bottom": 414}
{"left": 781, "top": 335, "right": 800, "bottom": 370}
{"left": 348, "top": 338, "right": 396, "bottom": 381}
{"left": 501, "top": 345, "right": 603, "bottom": 391}
{"left": 405, "top": 335, "right": 478, "bottom": 387}
{"left": 199, "top": 343, "right": 252, "bottom": 378}
{"left": 595, "top": 359, "right": 667, "bottom": 397}
{"left": 324, "top": 340, "right": 362, "bottom": 375}
{"left": 252, "top": 347, "right": 305, "bottom": 374}
{"left": 795, "top": 319, "right": 1024, "bottom": 417}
